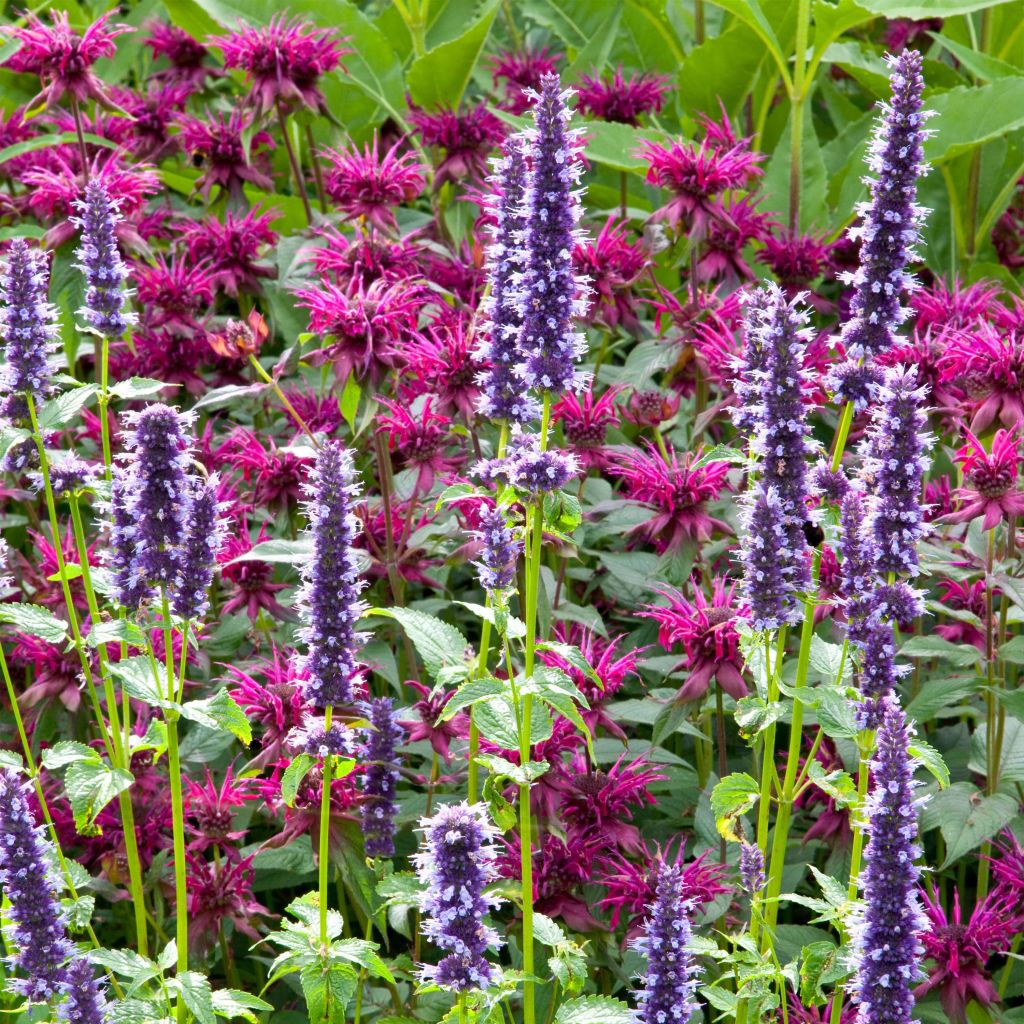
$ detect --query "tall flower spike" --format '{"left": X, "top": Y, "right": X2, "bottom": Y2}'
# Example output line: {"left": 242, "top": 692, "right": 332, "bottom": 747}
{"left": 730, "top": 288, "right": 772, "bottom": 438}
{"left": 414, "top": 802, "right": 503, "bottom": 992}
{"left": 298, "top": 441, "right": 367, "bottom": 709}
{"left": 0, "top": 768, "right": 75, "bottom": 1002}
{"left": 860, "top": 365, "right": 932, "bottom": 577}
{"left": 108, "top": 465, "right": 153, "bottom": 610}
{"left": 518, "top": 73, "right": 591, "bottom": 397}
{"left": 359, "top": 697, "right": 404, "bottom": 859}
{"left": 0, "top": 238, "right": 58, "bottom": 424}
{"left": 849, "top": 696, "right": 927, "bottom": 1024}
{"left": 477, "top": 134, "right": 538, "bottom": 423}
{"left": 472, "top": 505, "right": 522, "bottom": 595}
{"left": 60, "top": 958, "right": 109, "bottom": 1024}
{"left": 632, "top": 861, "right": 701, "bottom": 1024}
{"left": 739, "top": 482, "right": 804, "bottom": 630}
{"left": 171, "top": 473, "right": 224, "bottom": 621}
{"left": 840, "top": 49, "right": 930, "bottom": 361}
{"left": 72, "top": 179, "right": 136, "bottom": 340}
{"left": 838, "top": 489, "right": 877, "bottom": 647}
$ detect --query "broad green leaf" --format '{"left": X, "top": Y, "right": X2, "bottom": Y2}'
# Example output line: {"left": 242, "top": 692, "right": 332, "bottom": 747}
{"left": 899, "top": 635, "right": 980, "bottom": 667}
{"left": 300, "top": 960, "right": 357, "bottom": 1024}
{"left": 281, "top": 753, "right": 318, "bottom": 808}
{"left": 454, "top": 601, "right": 527, "bottom": 639}
{"left": 909, "top": 738, "right": 950, "bottom": 789}
{"left": 807, "top": 762, "right": 857, "bottom": 808}
{"left": 707, "top": 0, "right": 790, "bottom": 85}
{"left": 926, "top": 77, "right": 1024, "bottom": 163}
{"left": 37, "top": 385, "right": 99, "bottom": 431}
{"left": 42, "top": 741, "right": 100, "bottom": 771}
{"left": 928, "top": 31, "right": 1021, "bottom": 83}
{"left": 969, "top": 718, "right": 1024, "bottom": 783}
{"left": 860, "top": 0, "right": 1013, "bottom": 15}
{"left": 808, "top": 636, "right": 850, "bottom": 681}
{"left": 474, "top": 693, "right": 553, "bottom": 749}
{"left": 331, "top": 938, "right": 394, "bottom": 981}
{"left": 536, "top": 641, "right": 602, "bottom": 689}
{"left": 171, "top": 972, "right": 215, "bottom": 1024}
{"left": 86, "top": 619, "right": 147, "bottom": 649}
{"left": 107, "top": 377, "right": 174, "bottom": 400}
{"left": 555, "top": 995, "right": 635, "bottom": 1024}
{"left": 211, "top": 989, "right": 275, "bottom": 1022}
{"left": 814, "top": 689, "right": 859, "bottom": 740}
{"left": 931, "top": 782, "right": 1017, "bottom": 867}
{"left": 693, "top": 444, "right": 746, "bottom": 469}
{"left": 369, "top": 607, "right": 468, "bottom": 680}
{"left": 180, "top": 690, "right": 253, "bottom": 745}
{"left": 906, "top": 676, "right": 978, "bottom": 721}
{"left": 678, "top": 22, "right": 765, "bottom": 121}
{"left": 226, "top": 537, "right": 313, "bottom": 565}
{"left": 65, "top": 761, "right": 134, "bottom": 833}
{"left": 711, "top": 772, "right": 760, "bottom": 842}
{"left": 109, "top": 657, "right": 173, "bottom": 708}
{"left": 339, "top": 374, "right": 361, "bottom": 434}
{"left": 735, "top": 696, "right": 786, "bottom": 739}
{"left": 440, "top": 676, "right": 509, "bottom": 721}
{"left": 998, "top": 635, "right": 1024, "bottom": 665}
{"left": 0, "top": 603, "right": 69, "bottom": 644}
{"left": 564, "top": 5, "right": 622, "bottom": 80}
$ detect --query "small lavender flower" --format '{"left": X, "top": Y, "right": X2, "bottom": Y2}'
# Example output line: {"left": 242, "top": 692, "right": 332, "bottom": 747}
{"left": 632, "top": 861, "right": 701, "bottom": 1024}
{"left": 108, "top": 465, "right": 152, "bottom": 610}
{"left": 0, "top": 768, "right": 74, "bottom": 1002}
{"left": 477, "top": 135, "right": 538, "bottom": 424}
{"left": 414, "top": 802, "right": 503, "bottom": 992}
{"left": 472, "top": 505, "right": 522, "bottom": 594}
{"left": 860, "top": 366, "right": 931, "bottom": 577}
{"left": 298, "top": 441, "right": 367, "bottom": 710}
{"left": 849, "top": 695, "right": 926, "bottom": 1024}
{"left": 517, "top": 73, "right": 591, "bottom": 397}
{"left": 840, "top": 49, "right": 930, "bottom": 361}
{"left": 59, "top": 958, "right": 108, "bottom": 1024}
{"left": 475, "top": 430, "right": 579, "bottom": 495}
{"left": 809, "top": 462, "right": 851, "bottom": 504}
{"left": 72, "top": 178, "right": 136, "bottom": 339}
{"left": 170, "top": 473, "right": 224, "bottom": 621}
{"left": 839, "top": 489, "right": 878, "bottom": 647}
{"left": 827, "top": 360, "right": 884, "bottom": 413}
{"left": 731, "top": 288, "right": 772, "bottom": 438}
{"left": 0, "top": 238, "right": 58, "bottom": 423}
{"left": 118, "top": 404, "right": 193, "bottom": 588}
{"left": 359, "top": 696, "right": 404, "bottom": 859}
{"left": 289, "top": 720, "right": 352, "bottom": 759}
{"left": 37, "top": 453, "right": 97, "bottom": 497}
{"left": 853, "top": 618, "right": 904, "bottom": 730}
{"left": 1, "top": 435, "right": 39, "bottom": 474}
{"left": 740, "top": 482, "right": 804, "bottom": 631}
{"left": 739, "top": 842, "right": 765, "bottom": 895}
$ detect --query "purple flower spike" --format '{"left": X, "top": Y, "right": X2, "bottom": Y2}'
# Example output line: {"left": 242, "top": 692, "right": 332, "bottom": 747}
{"left": 108, "top": 465, "right": 153, "bottom": 610}
{"left": 414, "top": 802, "right": 503, "bottom": 992}
{"left": 632, "top": 861, "right": 701, "bottom": 1024}
{"left": 0, "top": 768, "right": 74, "bottom": 1002}
{"left": 472, "top": 505, "right": 522, "bottom": 594}
{"left": 739, "top": 842, "right": 765, "bottom": 894}
{"left": 298, "top": 440, "right": 367, "bottom": 710}
{"left": 290, "top": 720, "right": 351, "bottom": 759}
{"left": 477, "top": 135, "right": 539, "bottom": 424}
{"left": 518, "top": 73, "right": 591, "bottom": 397}
{"left": 849, "top": 696, "right": 926, "bottom": 1024}
{"left": 840, "top": 49, "right": 930, "bottom": 361}
{"left": 359, "top": 696, "right": 404, "bottom": 859}
{"left": 731, "top": 288, "right": 772, "bottom": 438}
{"left": 740, "top": 483, "right": 804, "bottom": 631}
{"left": 72, "top": 178, "right": 136, "bottom": 340}
{"left": 860, "top": 365, "right": 932, "bottom": 577}
{"left": 171, "top": 473, "right": 225, "bottom": 621}
{"left": 0, "top": 238, "right": 58, "bottom": 424}
{"left": 839, "top": 489, "right": 878, "bottom": 648}
{"left": 60, "top": 958, "right": 108, "bottom": 1024}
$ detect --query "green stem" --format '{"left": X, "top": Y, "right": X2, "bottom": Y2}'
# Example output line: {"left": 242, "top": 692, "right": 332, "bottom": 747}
{"left": 320, "top": 705, "right": 335, "bottom": 949}
{"left": 787, "top": 0, "right": 812, "bottom": 233}
{"left": 694, "top": 0, "right": 705, "bottom": 44}
{"left": 829, "top": 401, "right": 854, "bottom": 473}
{"left": 98, "top": 334, "right": 113, "bottom": 485}
{"left": 275, "top": 101, "right": 313, "bottom": 226}
{"left": 468, "top": 611, "right": 491, "bottom": 804}
{"left": 248, "top": 353, "right": 321, "bottom": 448}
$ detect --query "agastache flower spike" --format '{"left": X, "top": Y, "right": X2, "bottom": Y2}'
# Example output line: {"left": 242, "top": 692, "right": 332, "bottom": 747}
{"left": 739, "top": 483, "right": 804, "bottom": 630}
{"left": 840, "top": 49, "right": 930, "bottom": 361}
{"left": 60, "top": 958, "right": 109, "bottom": 1024}
{"left": 108, "top": 465, "right": 153, "bottom": 610}
{"left": 0, "top": 238, "right": 58, "bottom": 424}
{"left": 518, "top": 73, "right": 592, "bottom": 397}
{"left": 298, "top": 441, "right": 367, "bottom": 710}
{"left": 472, "top": 505, "right": 522, "bottom": 595}
{"left": 171, "top": 473, "right": 224, "bottom": 621}
{"left": 72, "top": 179, "right": 136, "bottom": 340}
{"left": 414, "top": 802, "right": 503, "bottom": 991}
{"left": 849, "top": 696, "right": 927, "bottom": 1024}
{"left": 739, "top": 842, "right": 765, "bottom": 895}
{"left": 477, "top": 134, "right": 538, "bottom": 423}
{"left": 359, "top": 697, "right": 404, "bottom": 859}
{"left": 631, "top": 861, "right": 701, "bottom": 1024}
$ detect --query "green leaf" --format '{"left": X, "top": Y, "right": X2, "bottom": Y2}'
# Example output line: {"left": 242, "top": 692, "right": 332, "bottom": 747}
{"left": 815, "top": 689, "right": 859, "bottom": 740}
{"left": 369, "top": 607, "right": 468, "bottom": 681}
{"left": 36, "top": 385, "right": 99, "bottom": 431}
{"left": 998, "top": 635, "right": 1024, "bottom": 665}
{"left": 909, "top": 738, "right": 950, "bottom": 789}
{"left": 440, "top": 675, "right": 509, "bottom": 721}
{"left": 899, "top": 635, "right": 980, "bottom": 667}
{"left": 0, "top": 133, "right": 118, "bottom": 167}
{"left": 693, "top": 444, "right": 746, "bottom": 469}
{"left": 179, "top": 690, "right": 253, "bottom": 745}
{"left": 339, "top": 374, "right": 361, "bottom": 434}
{"left": 711, "top": 772, "right": 760, "bottom": 842}
{"left": 928, "top": 31, "right": 1021, "bottom": 83}
{"left": 970, "top": 718, "right": 1024, "bottom": 783}
{"left": 807, "top": 761, "right": 857, "bottom": 808}
{"left": 0, "top": 603, "right": 69, "bottom": 644}
{"left": 107, "top": 377, "right": 174, "bottom": 400}
{"left": 808, "top": 636, "right": 850, "bottom": 681}
{"left": 281, "top": 753, "right": 318, "bottom": 808}
{"left": 331, "top": 938, "right": 394, "bottom": 981}
{"left": 859, "top": 0, "right": 1014, "bottom": 16}
{"left": 535, "top": 641, "right": 602, "bottom": 689}
{"left": 533, "top": 913, "right": 566, "bottom": 948}
{"left": 62, "top": 893, "right": 96, "bottom": 931}
{"left": 226, "top": 537, "right": 313, "bottom": 565}
{"left": 86, "top": 619, "right": 147, "bottom": 649}
{"left": 65, "top": 761, "right": 134, "bottom": 833}
{"left": 453, "top": 601, "right": 527, "bottom": 640}
{"left": 42, "top": 741, "right": 100, "bottom": 771}
{"left": 108, "top": 657, "right": 172, "bottom": 709}
{"left": 931, "top": 782, "right": 1018, "bottom": 867}
{"left": 799, "top": 941, "right": 846, "bottom": 1005}
{"left": 434, "top": 482, "right": 480, "bottom": 511}
{"left": 474, "top": 694, "right": 552, "bottom": 749}
{"left": 407, "top": 1, "right": 500, "bottom": 111}
{"left": 564, "top": 5, "right": 622, "bottom": 80}
{"left": 734, "top": 696, "right": 786, "bottom": 739}
{"left": 925, "top": 77, "right": 1024, "bottom": 163}
{"left": 555, "top": 995, "right": 635, "bottom": 1024}
{"left": 300, "top": 960, "right": 358, "bottom": 1024}
{"left": 211, "top": 989, "right": 275, "bottom": 1022}
{"left": 171, "top": 972, "right": 215, "bottom": 1024}
{"left": 906, "top": 676, "right": 979, "bottom": 721}
{"left": 706, "top": 0, "right": 790, "bottom": 85}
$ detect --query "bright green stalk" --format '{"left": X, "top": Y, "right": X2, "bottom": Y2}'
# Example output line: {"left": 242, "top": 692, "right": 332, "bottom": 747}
{"left": 468, "top": 613, "right": 491, "bottom": 804}
{"left": 319, "top": 704, "right": 335, "bottom": 947}
{"left": 787, "top": 0, "right": 812, "bottom": 233}
{"left": 97, "top": 334, "right": 113, "bottom": 485}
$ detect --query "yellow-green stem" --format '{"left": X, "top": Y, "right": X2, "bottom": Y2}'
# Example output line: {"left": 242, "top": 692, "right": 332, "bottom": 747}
{"left": 320, "top": 704, "right": 335, "bottom": 948}
{"left": 787, "top": 0, "right": 812, "bottom": 233}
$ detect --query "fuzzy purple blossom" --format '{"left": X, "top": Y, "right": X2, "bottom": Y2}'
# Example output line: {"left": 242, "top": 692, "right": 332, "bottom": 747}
{"left": 477, "top": 135, "right": 538, "bottom": 424}
{"left": 860, "top": 366, "right": 932, "bottom": 577}
{"left": 840, "top": 49, "right": 930, "bottom": 361}
{"left": 731, "top": 289, "right": 772, "bottom": 438}
{"left": 472, "top": 506, "right": 522, "bottom": 594}
{"left": 32, "top": 453, "right": 96, "bottom": 497}
{"left": 359, "top": 697, "right": 403, "bottom": 859}
{"left": 739, "top": 842, "right": 765, "bottom": 895}
{"left": 0, "top": 239, "right": 58, "bottom": 423}
{"left": 853, "top": 618, "right": 905, "bottom": 730}
{"left": 0, "top": 768, "right": 75, "bottom": 1002}
{"left": 290, "top": 720, "right": 352, "bottom": 759}
{"left": 828, "top": 360, "right": 884, "bottom": 414}
{"left": 809, "top": 462, "right": 851, "bottom": 504}
{"left": 414, "top": 802, "right": 503, "bottom": 992}
{"left": 108, "top": 465, "right": 153, "bottom": 610}
{"left": 849, "top": 696, "right": 926, "bottom": 1024}
{"left": 72, "top": 179, "right": 136, "bottom": 340}
{"left": 476, "top": 429, "right": 579, "bottom": 494}
{"left": 170, "top": 473, "right": 224, "bottom": 621}
{"left": 631, "top": 861, "right": 701, "bottom": 1024}
{"left": 60, "top": 958, "right": 109, "bottom": 1024}
{"left": 839, "top": 489, "right": 878, "bottom": 647}
{"left": 740, "top": 482, "right": 804, "bottom": 630}
{"left": 517, "top": 73, "right": 591, "bottom": 397}
{"left": 298, "top": 441, "right": 367, "bottom": 710}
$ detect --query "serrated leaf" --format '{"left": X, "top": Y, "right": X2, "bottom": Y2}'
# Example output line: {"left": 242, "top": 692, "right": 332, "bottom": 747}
{"left": 693, "top": 444, "right": 746, "bottom": 469}
{"left": 226, "top": 537, "right": 313, "bottom": 565}
{"left": 179, "top": 690, "right": 252, "bottom": 744}
{"left": 86, "top": 619, "right": 147, "bottom": 649}
{"left": 369, "top": 607, "right": 468, "bottom": 681}
{"left": 108, "top": 377, "right": 173, "bottom": 400}
{"left": 900, "top": 635, "right": 980, "bottom": 667}
{"left": 37, "top": 385, "right": 99, "bottom": 430}
{"left": 109, "top": 657, "right": 173, "bottom": 708}
{"left": 0, "top": 603, "right": 69, "bottom": 644}
{"left": 65, "top": 762, "right": 134, "bottom": 833}
{"left": 815, "top": 689, "right": 859, "bottom": 740}
{"left": 711, "top": 773, "right": 760, "bottom": 842}
{"left": 440, "top": 675, "right": 509, "bottom": 721}
{"left": 734, "top": 696, "right": 786, "bottom": 739}
{"left": 171, "top": 972, "right": 215, "bottom": 1024}
{"left": 281, "top": 753, "right": 318, "bottom": 808}
{"left": 931, "top": 782, "right": 1018, "bottom": 867}
{"left": 555, "top": 995, "right": 635, "bottom": 1024}
{"left": 211, "top": 989, "right": 274, "bottom": 1022}
{"left": 536, "top": 641, "right": 602, "bottom": 688}
{"left": 909, "top": 738, "right": 950, "bottom": 789}
{"left": 453, "top": 601, "right": 526, "bottom": 640}
{"left": 807, "top": 761, "right": 857, "bottom": 808}
{"left": 42, "top": 741, "right": 100, "bottom": 770}
{"left": 301, "top": 960, "right": 357, "bottom": 1024}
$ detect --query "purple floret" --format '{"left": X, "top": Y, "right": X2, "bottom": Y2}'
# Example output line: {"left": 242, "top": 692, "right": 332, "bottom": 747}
{"left": 171, "top": 472, "right": 224, "bottom": 621}
{"left": 472, "top": 505, "right": 522, "bottom": 594}
{"left": 359, "top": 696, "right": 404, "bottom": 859}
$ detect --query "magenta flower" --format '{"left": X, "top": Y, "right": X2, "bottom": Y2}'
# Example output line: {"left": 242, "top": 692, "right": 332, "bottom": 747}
{"left": 641, "top": 578, "right": 747, "bottom": 702}
{"left": 697, "top": 196, "right": 772, "bottom": 283}
{"left": 947, "top": 427, "right": 1024, "bottom": 529}
{"left": 182, "top": 207, "right": 279, "bottom": 297}
{"left": 624, "top": 388, "right": 681, "bottom": 428}
{"left": 144, "top": 21, "right": 219, "bottom": 88}
{"left": 213, "top": 14, "right": 349, "bottom": 115}
{"left": 757, "top": 230, "right": 837, "bottom": 295}
{"left": 219, "top": 429, "right": 309, "bottom": 511}
{"left": 400, "top": 680, "right": 468, "bottom": 761}
{"left": 219, "top": 521, "right": 290, "bottom": 621}
{"left": 114, "top": 83, "right": 191, "bottom": 159}
{"left": 132, "top": 254, "right": 214, "bottom": 333}
{"left": 323, "top": 137, "right": 425, "bottom": 230}
{"left": 573, "top": 218, "right": 648, "bottom": 332}
{"left": 311, "top": 229, "right": 421, "bottom": 289}
{"left": 910, "top": 278, "right": 1006, "bottom": 335}
{"left": 576, "top": 67, "right": 669, "bottom": 126}
{"left": 401, "top": 316, "right": 485, "bottom": 421}
{"left": 488, "top": 47, "right": 559, "bottom": 114}
{"left": 227, "top": 650, "right": 308, "bottom": 769}
{"left": 552, "top": 386, "right": 623, "bottom": 470}
{"left": 410, "top": 105, "right": 505, "bottom": 186}
{"left": 3, "top": 10, "right": 131, "bottom": 110}
{"left": 611, "top": 443, "right": 731, "bottom": 551}
{"left": 377, "top": 397, "right": 461, "bottom": 493}
{"left": 176, "top": 109, "right": 275, "bottom": 200}
{"left": 934, "top": 579, "right": 989, "bottom": 651}
{"left": 785, "top": 995, "right": 856, "bottom": 1024}
{"left": 185, "top": 765, "right": 259, "bottom": 854}
{"left": 185, "top": 855, "right": 271, "bottom": 953}
{"left": 939, "top": 321, "right": 1024, "bottom": 432}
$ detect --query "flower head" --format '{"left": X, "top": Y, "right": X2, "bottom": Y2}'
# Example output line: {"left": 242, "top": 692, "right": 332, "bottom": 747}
{"left": 488, "top": 47, "right": 559, "bottom": 114}
{"left": 186, "top": 855, "right": 270, "bottom": 953}
{"left": 940, "top": 322, "right": 1024, "bottom": 432}
{"left": 323, "top": 137, "right": 425, "bottom": 230}
{"left": 171, "top": 473, "right": 224, "bottom": 621}
{"left": 401, "top": 680, "right": 469, "bottom": 761}
{"left": 947, "top": 427, "right": 1024, "bottom": 530}
{"left": 403, "top": 316, "right": 486, "bottom": 421}
{"left": 472, "top": 505, "right": 522, "bottom": 596}
{"left": 182, "top": 207, "right": 279, "bottom": 297}
{"left": 576, "top": 67, "right": 669, "bottom": 125}
{"left": 573, "top": 218, "right": 648, "bottom": 332}
{"left": 377, "top": 396, "right": 460, "bottom": 493}
{"left": 410, "top": 105, "right": 505, "bottom": 187}
{"left": 219, "top": 521, "right": 289, "bottom": 621}
{"left": 358, "top": 697, "right": 404, "bottom": 858}
{"left": 176, "top": 109, "right": 275, "bottom": 200}
{"left": 144, "top": 21, "right": 218, "bottom": 87}
{"left": 551, "top": 386, "right": 622, "bottom": 470}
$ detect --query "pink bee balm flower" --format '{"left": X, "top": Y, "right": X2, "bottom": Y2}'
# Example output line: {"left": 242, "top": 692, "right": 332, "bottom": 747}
{"left": 552, "top": 386, "right": 623, "bottom": 471}
{"left": 176, "top": 109, "right": 275, "bottom": 201}
{"left": 323, "top": 137, "right": 426, "bottom": 230}
{"left": 212, "top": 15, "right": 349, "bottom": 115}
{"left": 401, "top": 316, "right": 485, "bottom": 421}
{"left": 400, "top": 680, "right": 468, "bottom": 761}
{"left": 182, "top": 207, "right": 279, "bottom": 297}
{"left": 939, "top": 322, "right": 1024, "bottom": 432}
{"left": 377, "top": 396, "right": 461, "bottom": 493}
{"left": 488, "top": 47, "right": 559, "bottom": 114}
{"left": 573, "top": 218, "right": 648, "bottom": 332}
{"left": 219, "top": 521, "right": 290, "bottom": 621}
{"left": 934, "top": 578, "right": 989, "bottom": 651}
{"left": 410, "top": 105, "right": 505, "bottom": 187}
{"left": 185, "top": 854, "right": 270, "bottom": 954}
{"left": 144, "top": 21, "right": 219, "bottom": 88}
{"left": 947, "top": 427, "right": 1024, "bottom": 530}
{"left": 757, "top": 230, "right": 838, "bottom": 294}
{"left": 576, "top": 67, "right": 670, "bottom": 126}
{"left": 184, "top": 765, "right": 259, "bottom": 854}
{"left": 910, "top": 278, "right": 1007, "bottom": 335}
{"left": 697, "top": 195, "right": 772, "bottom": 284}
{"left": 640, "top": 578, "right": 747, "bottom": 702}
{"left": 611, "top": 442, "right": 731, "bottom": 551}
{"left": 3, "top": 10, "right": 131, "bottom": 111}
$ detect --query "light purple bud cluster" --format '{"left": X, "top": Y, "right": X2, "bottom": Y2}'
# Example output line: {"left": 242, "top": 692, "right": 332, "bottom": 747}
{"left": 476, "top": 429, "right": 579, "bottom": 495}
{"left": 517, "top": 73, "right": 591, "bottom": 397}
{"left": 32, "top": 453, "right": 96, "bottom": 497}
{"left": 849, "top": 696, "right": 926, "bottom": 1024}
{"left": 840, "top": 50, "right": 929, "bottom": 362}
{"left": 72, "top": 179, "right": 136, "bottom": 340}
{"left": 359, "top": 696, "right": 404, "bottom": 859}
{"left": 171, "top": 473, "right": 224, "bottom": 621}
{"left": 631, "top": 861, "right": 700, "bottom": 1024}
{"left": 297, "top": 440, "right": 367, "bottom": 710}
{"left": 809, "top": 462, "right": 851, "bottom": 505}
{"left": 109, "top": 466, "right": 153, "bottom": 611}
{"left": 414, "top": 802, "right": 503, "bottom": 992}
{"left": 290, "top": 720, "right": 352, "bottom": 759}
{"left": 739, "top": 842, "right": 765, "bottom": 895}
{"left": 859, "top": 366, "right": 931, "bottom": 577}
{"left": 472, "top": 506, "right": 522, "bottom": 594}
{"left": 740, "top": 483, "right": 805, "bottom": 631}
{"left": 839, "top": 490, "right": 878, "bottom": 647}
{"left": 827, "top": 361, "right": 884, "bottom": 414}
{"left": 0, "top": 239, "right": 57, "bottom": 424}
{"left": 477, "top": 135, "right": 538, "bottom": 424}
{"left": 60, "top": 957, "right": 109, "bottom": 1024}
{"left": 730, "top": 289, "right": 772, "bottom": 438}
